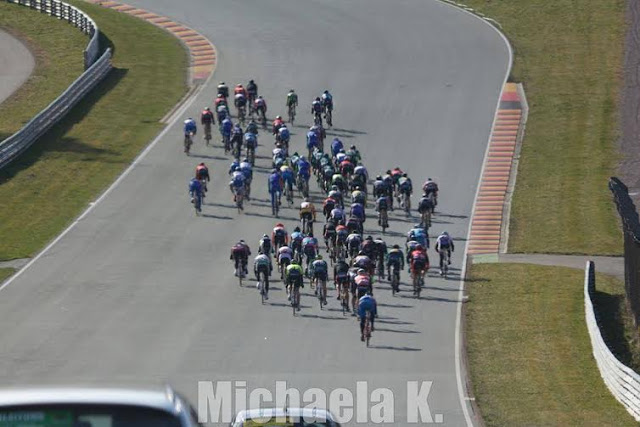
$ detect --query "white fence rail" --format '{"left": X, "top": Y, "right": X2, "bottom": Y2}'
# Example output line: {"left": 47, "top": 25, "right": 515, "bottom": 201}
{"left": 0, "top": 0, "right": 112, "bottom": 170}
{"left": 585, "top": 260, "right": 640, "bottom": 421}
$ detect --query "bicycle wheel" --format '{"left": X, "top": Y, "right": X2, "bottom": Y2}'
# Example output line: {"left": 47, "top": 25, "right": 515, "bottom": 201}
{"left": 260, "top": 274, "right": 266, "bottom": 305}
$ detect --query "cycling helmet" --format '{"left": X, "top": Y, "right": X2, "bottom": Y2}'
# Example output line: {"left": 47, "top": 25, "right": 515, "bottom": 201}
{"left": 250, "top": 79, "right": 255, "bottom": 84}
{"left": 366, "top": 236, "right": 373, "bottom": 241}
{"left": 272, "top": 169, "right": 278, "bottom": 173}
{"left": 304, "top": 197, "right": 310, "bottom": 202}
{"left": 294, "top": 226, "right": 301, "bottom": 232}
{"left": 290, "top": 89, "right": 295, "bottom": 92}
{"left": 332, "top": 185, "right": 338, "bottom": 191}
{"left": 443, "top": 231, "right": 449, "bottom": 236}
{"left": 276, "top": 223, "right": 284, "bottom": 228}
{"left": 276, "top": 115, "right": 282, "bottom": 120}
{"left": 315, "top": 97, "right": 321, "bottom": 101}
{"left": 219, "top": 81, "right": 225, "bottom": 85}
{"left": 316, "top": 254, "right": 323, "bottom": 260}
{"left": 386, "top": 169, "right": 392, "bottom": 174}
{"left": 324, "top": 90, "right": 329, "bottom": 94}
{"left": 308, "top": 232, "right": 314, "bottom": 238}
{"left": 239, "top": 239, "right": 245, "bottom": 243}
{"left": 393, "top": 244, "right": 400, "bottom": 249}
{"left": 258, "top": 95, "right": 263, "bottom": 99}
{"left": 415, "top": 224, "right": 422, "bottom": 228}
{"left": 233, "top": 166, "right": 240, "bottom": 172}
{"left": 205, "top": 107, "right": 210, "bottom": 111}
{"left": 427, "top": 177, "right": 432, "bottom": 181}
{"left": 236, "top": 84, "right": 243, "bottom": 88}
{"left": 358, "top": 250, "right": 365, "bottom": 256}
{"left": 357, "top": 268, "right": 366, "bottom": 275}
{"left": 350, "top": 145, "right": 356, "bottom": 150}
{"left": 199, "top": 162, "right": 205, "bottom": 166}
{"left": 242, "top": 158, "right": 249, "bottom": 163}
{"left": 263, "top": 234, "right": 269, "bottom": 239}
{"left": 403, "top": 173, "right": 408, "bottom": 178}
{"left": 376, "top": 175, "right": 382, "bottom": 180}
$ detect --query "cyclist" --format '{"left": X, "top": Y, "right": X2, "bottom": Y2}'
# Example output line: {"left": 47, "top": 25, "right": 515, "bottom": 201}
{"left": 285, "top": 260, "right": 304, "bottom": 309}
{"left": 268, "top": 169, "right": 283, "bottom": 214}
{"left": 353, "top": 251, "right": 374, "bottom": 276}
{"left": 184, "top": 117, "right": 197, "bottom": 138}
{"left": 302, "top": 233, "right": 319, "bottom": 276}
{"left": 405, "top": 240, "right": 423, "bottom": 272}
{"left": 328, "top": 185, "right": 344, "bottom": 208}
{"left": 374, "top": 236, "right": 387, "bottom": 278}
{"left": 244, "top": 132, "right": 257, "bottom": 158}
{"left": 214, "top": 93, "right": 227, "bottom": 111}
{"left": 231, "top": 124, "right": 244, "bottom": 154}
{"left": 418, "top": 193, "right": 435, "bottom": 226}
{"left": 339, "top": 158, "right": 355, "bottom": 180}
{"left": 254, "top": 252, "right": 273, "bottom": 299}
{"left": 278, "top": 124, "right": 290, "bottom": 149}
{"left": 280, "top": 164, "right": 295, "bottom": 200}
{"left": 217, "top": 81, "right": 229, "bottom": 99}
{"left": 346, "top": 232, "right": 363, "bottom": 259}
{"left": 195, "top": 162, "right": 210, "bottom": 193}
{"left": 334, "top": 257, "right": 350, "bottom": 301}
{"left": 239, "top": 158, "right": 253, "bottom": 199}
{"left": 246, "top": 119, "right": 259, "bottom": 135}
{"left": 345, "top": 145, "right": 361, "bottom": 165}
{"left": 422, "top": 177, "right": 439, "bottom": 198}
{"left": 387, "top": 244, "right": 405, "bottom": 283}
{"left": 435, "top": 231, "right": 455, "bottom": 276}
{"left": 234, "top": 83, "right": 247, "bottom": 97}
{"left": 390, "top": 167, "right": 403, "bottom": 194}
{"left": 299, "top": 198, "right": 316, "bottom": 234}
{"left": 286, "top": 89, "right": 298, "bottom": 114}
{"left": 306, "top": 128, "right": 319, "bottom": 156}
{"left": 246, "top": 79, "right": 258, "bottom": 100}
{"left": 330, "top": 205, "right": 346, "bottom": 226}
{"left": 228, "top": 159, "right": 240, "bottom": 176}
{"left": 398, "top": 173, "right": 413, "bottom": 206}
{"left": 407, "top": 224, "right": 429, "bottom": 249}
{"left": 323, "top": 221, "right": 337, "bottom": 253}
{"left": 272, "top": 115, "right": 284, "bottom": 135}
{"left": 258, "top": 234, "right": 273, "bottom": 256}
{"left": 277, "top": 244, "right": 293, "bottom": 274}
{"left": 358, "top": 292, "right": 377, "bottom": 341}
{"left": 331, "top": 138, "right": 344, "bottom": 158}
{"left": 353, "top": 269, "right": 372, "bottom": 314}
{"left": 351, "top": 187, "right": 366, "bottom": 206}
{"left": 345, "top": 215, "right": 363, "bottom": 236}
{"left": 323, "top": 197, "right": 337, "bottom": 220}
{"left": 361, "top": 236, "right": 377, "bottom": 260}
{"left": 234, "top": 91, "right": 247, "bottom": 115}
{"left": 372, "top": 175, "right": 388, "bottom": 199}
{"left": 350, "top": 202, "right": 366, "bottom": 225}
{"left": 254, "top": 96, "right": 267, "bottom": 120}
{"left": 229, "top": 166, "right": 246, "bottom": 207}
{"left": 297, "top": 156, "right": 311, "bottom": 193}
{"left": 290, "top": 226, "right": 304, "bottom": 262}
{"left": 230, "top": 240, "right": 251, "bottom": 277}
{"left": 410, "top": 245, "right": 429, "bottom": 286}
{"left": 188, "top": 176, "right": 203, "bottom": 213}
{"left": 310, "top": 254, "right": 329, "bottom": 305}
{"left": 321, "top": 90, "right": 333, "bottom": 113}
{"left": 375, "top": 193, "right": 389, "bottom": 227}
{"left": 200, "top": 107, "right": 215, "bottom": 136}
{"left": 216, "top": 103, "right": 228, "bottom": 123}
{"left": 221, "top": 117, "right": 233, "bottom": 147}
{"left": 311, "top": 97, "right": 323, "bottom": 123}
{"left": 272, "top": 223, "right": 289, "bottom": 252}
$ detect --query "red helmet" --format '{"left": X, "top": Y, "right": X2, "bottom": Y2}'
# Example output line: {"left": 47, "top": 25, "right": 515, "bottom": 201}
{"left": 276, "top": 223, "right": 284, "bottom": 228}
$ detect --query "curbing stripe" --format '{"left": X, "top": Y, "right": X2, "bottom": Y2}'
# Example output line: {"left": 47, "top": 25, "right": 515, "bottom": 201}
{"left": 92, "top": 1, "right": 217, "bottom": 85}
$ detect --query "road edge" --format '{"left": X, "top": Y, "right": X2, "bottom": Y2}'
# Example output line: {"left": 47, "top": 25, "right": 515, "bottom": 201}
{"left": 0, "top": 5, "right": 216, "bottom": 292}
{"left": 437, "top": 1, "right": 514, "bottom": 425}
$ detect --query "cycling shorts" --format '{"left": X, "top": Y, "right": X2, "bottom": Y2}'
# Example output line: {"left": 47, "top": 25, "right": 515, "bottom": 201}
{"left": 313, "top": 271, "right": 328, "bottom": 281}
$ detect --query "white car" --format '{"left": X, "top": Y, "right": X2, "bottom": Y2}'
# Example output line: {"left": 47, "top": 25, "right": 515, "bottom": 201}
{"left": 0, "top": 386, "right": 201, "bottom": 426}
{"left": 230, "top": 407, "right": 341, "bottom": 426}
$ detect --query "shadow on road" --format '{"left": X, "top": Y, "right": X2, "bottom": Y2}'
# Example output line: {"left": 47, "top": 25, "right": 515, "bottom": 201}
{"left": 201, "top": 213, "right": 233, "bottom": 220}
{"left": 368, "top": 345, "right": 422, "bottom": 352}
{"left": 375, "top": 328, "right": 420, "bottom": 334}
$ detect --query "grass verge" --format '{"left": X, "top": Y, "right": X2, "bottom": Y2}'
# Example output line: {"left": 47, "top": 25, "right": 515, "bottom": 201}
{"left": 0, "top": 1, "right": 187, "bottom": 260}
{"left": 0, "top": 2, "right": 86, "bottom": 141}
{"left": 592, "top": 273, "right": 640, "bottom": 374}
{"left": 463, "top": 0, "right": 625, "bottom": 255}
{"left": 466, "top": 263, "right": 635, "bottom": 426}
{"left": 0, "top": 268, "right": 15, "bottom": 283}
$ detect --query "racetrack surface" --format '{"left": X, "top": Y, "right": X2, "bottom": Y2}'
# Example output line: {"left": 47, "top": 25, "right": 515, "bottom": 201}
{"left": 0, "top": 28, "right": 34, "bottom": 106}
{"left": 0, "top": 0, "right": 509, "bottom": 424}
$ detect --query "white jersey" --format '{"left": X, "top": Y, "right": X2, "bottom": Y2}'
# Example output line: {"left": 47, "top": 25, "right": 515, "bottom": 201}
{"left": 278, "top": 246, "right": 293, "bottom": 260}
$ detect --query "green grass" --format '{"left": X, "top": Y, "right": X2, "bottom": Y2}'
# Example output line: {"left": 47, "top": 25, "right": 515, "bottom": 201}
{"left": 0, "top": 268, "right": 15, "bottom": 283}
{"left": 592, "top": 274, "right": 640, "bottom": 374}
{"left": 463, "top": 0, "right": 625, "bottom": 255}
{"left": 466, "top": 263, "right": 636, "bottom": 426}
{"left": 0, "top": 2, "right": 87, "bottom": 141}
{"left": 0, "top": 1, "right": 187, "bottom": 260}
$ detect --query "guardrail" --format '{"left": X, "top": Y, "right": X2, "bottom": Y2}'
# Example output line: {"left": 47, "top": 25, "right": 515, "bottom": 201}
{"left": 584, "top": 260, "right": 640, "bottom": 421}
{"left": 5, "top": 0, "right": 101, "bottom": 68}
{"left": 0, "top": 0, "right": 112, "bottom": 170}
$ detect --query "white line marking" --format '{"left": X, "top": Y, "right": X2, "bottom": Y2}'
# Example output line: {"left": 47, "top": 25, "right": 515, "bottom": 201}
{"left": 437, "top": 1, "right": 514, "bottom": 426}
{"left": 0, "top": 71, "right": 214, "bottom": 293}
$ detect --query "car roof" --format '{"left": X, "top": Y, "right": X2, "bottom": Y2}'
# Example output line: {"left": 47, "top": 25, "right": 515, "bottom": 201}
{"left": 0, "top": 386, "right": 183, "bottom": 415}
{"left": 236, "top": 407, "right": 335, "bottom": 422}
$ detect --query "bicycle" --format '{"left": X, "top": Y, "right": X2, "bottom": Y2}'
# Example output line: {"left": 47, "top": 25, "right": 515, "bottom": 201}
{"left": 284, "top": 183, "right": 294, "bottom": 206}
{"left": 421, "top": 209, "right": 432, "bottom": 230}
{"left": 247, "top": 93, "right": 256, "bottom": 118}
{"left": 290, "top": 284, "right": 301, "bottom": 315}
{"left": 223, "top": 134, "right": 231, "bottom": 155}
{"left": 327, "top": 239, "right": 336, "bottom": 265}
{"left": 235, "top": 258, "right": 245, "bottom": 287}
{"left": 258, "top": 270, "right": 268, "bottom": 304}
{"left": 279, "top": 257, "right": 290, "bottom": 280}
{"left": 192, "top": 191, "right": 202, "bottom": 216}
{"left": 440, "top": 249, "right": 450, "bottom": 278}
{"left": 184, "top": 132, "right": 194, "bottom": 155}
{"left": 204, "top": 123, "right": 212, "bottom": 146}
{"left": 364, "top": 311, "right": 372, "bottom": 347}
{"left": 313, "top": 111, "right": 323, "bottom": 127}
{"left": 247, "top": 145, "right": 256, "bottom": 166}
{"left": 325, "top": 108, "right": 333, "bottom": 128}
{"left": 412, "top": 270, "right": 423, "bottom": 298}
{"left": 301, "top": 216, "right": 313, "bottom": 236}
{"left": 297, "top": 176, "right": 309, "bottom": 199}
{"left": 238, "top": 105, "right": 246, "bottom": 125}
{"left": 288, "top": 104, "right": 296, "bottom": 124}
{"left": 378, "top": 208, "right": 389, "bottom": 233}
{"left": 339, "top": 279, "right": 350, "bottom": 315}
{"left": 271, "top": 193, "right": 279, "bottom": 217}
{"left": 390, "top": 264, "right": 400, "bottom": 296}
{"left": 401, "top": 192, "right": 411, "bottom": 213}
{"left": 235, "top": 189, "right": 244, "bottom": 213}
{"left": 315, "top": 277, "right": 327, "bottom": 309}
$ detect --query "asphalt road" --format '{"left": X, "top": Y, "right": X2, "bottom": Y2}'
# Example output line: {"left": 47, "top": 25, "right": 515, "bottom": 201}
{"left": 0, "top": 1, "right": 509, "bottom": 425}
{"left": 0, "top": 28, "right": 34, "bottom": 106}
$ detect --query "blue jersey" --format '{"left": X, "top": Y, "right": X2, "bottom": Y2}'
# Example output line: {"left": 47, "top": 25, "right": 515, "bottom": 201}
{"left": 231, "top": 172, "right": 245, "bottom": 188}
{"left": 298, "top": 159, "right": 310, "bottom": 176}
{"left": 331, "top": 138, "right": 343, "bottom": 157}
{"left": 409, "top": 228, "right": 428, "bottom": 248}
{"left": 351, "top": 203, "right": 365, "bottom": 219}
{"left": 282, "top": 168, "right": 294, "bottom": 184}
{"left": 222, "top": 119, "right": 233, "bottom": 136}
{"left": 229, "top": 161, "right": 240, "bottom": 175}
{"left": 279, "top": 127, "right": 290, "bottom": 141}
{"left": 189, "top": 178, "right": 203, "bottom": 195}
{"left": 240, "top": 162, "right": 253, "bottom": 180}
{"left": 245, "top": 132, "right": 257, "bottom": 148}
{"left": 291, "top": 231, "right": 304, "bottom": 244}
{"left": 306, "top": 131, "right": 319, "bottom": 149}
{"left": 184, "top": 120, "right": 197, "bottom": 135}
{"left": 268, "top": 173, "right": 282, "bottom": 193}
{"left": 358, "top": 295, "right": 377, "bottom": 318}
